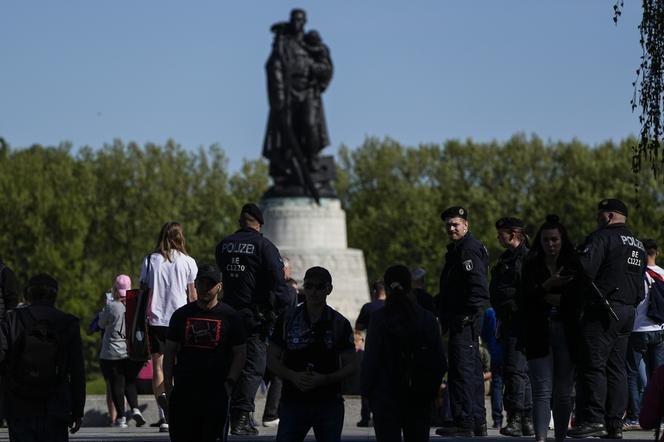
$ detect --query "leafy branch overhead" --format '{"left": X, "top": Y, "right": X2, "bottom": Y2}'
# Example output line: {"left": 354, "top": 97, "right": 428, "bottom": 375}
{"left": 614, "top": 0, "right": 664, "bottom": 179}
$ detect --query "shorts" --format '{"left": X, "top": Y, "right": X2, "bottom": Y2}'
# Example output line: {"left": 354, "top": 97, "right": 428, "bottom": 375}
{"left": 148, "top": 325, "right": 169, "bottom": 354}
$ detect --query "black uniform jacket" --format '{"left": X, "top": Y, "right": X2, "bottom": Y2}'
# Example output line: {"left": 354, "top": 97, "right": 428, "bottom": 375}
{"left": 490, "top": 243, "right": 528, "bottom": 320}
{"left": 438, "top": 232, "right": 490, "bottom": 326}
{"left": 578, "top": 223, "right": 647, "bottom": 307}
{"left": 215, "top": 227, "right": 289, "bottom": 312}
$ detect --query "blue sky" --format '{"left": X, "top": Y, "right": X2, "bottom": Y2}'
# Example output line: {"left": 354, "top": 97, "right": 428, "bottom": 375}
{"left": 1, "top": 1, "right": 642, "bottom": 171}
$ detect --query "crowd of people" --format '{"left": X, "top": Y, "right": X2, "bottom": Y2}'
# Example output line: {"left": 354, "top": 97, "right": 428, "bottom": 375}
{"left": 0, "top": 197, "right": 661, "bottom": 442}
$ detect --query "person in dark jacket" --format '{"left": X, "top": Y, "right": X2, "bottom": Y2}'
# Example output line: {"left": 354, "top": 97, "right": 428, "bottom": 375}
{"left": 521, "top": 215, "right": 578, "bottom": 442}
{"left": 0, "top": 274, "right": 85, "bottom": 442}
{"left": 362, "top": 265, "right": 446, "bottom": 442}
{"left": 435, "top": 206, "right": 490, "bottom": 437}
{"left": 0, "top": 261, "right": 18, "bottom": 321}
{"left": 568, "top": 199, "right": 647, "bottom": 439}
{"left": 490, "top": 217, "right": 533, "bottom": 437}
{"left": 215, "top": 203, "right": 289, "bottom": 435}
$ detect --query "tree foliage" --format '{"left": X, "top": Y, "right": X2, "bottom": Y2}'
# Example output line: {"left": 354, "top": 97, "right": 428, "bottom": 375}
{"left": 614, "top": 0, "right": 664, "bottom": 180}
{"left": 338, "top": 135, "right": 663, "bottom": 291}
{"left": 1, "top": 135, "right": 661, "bottom": 372}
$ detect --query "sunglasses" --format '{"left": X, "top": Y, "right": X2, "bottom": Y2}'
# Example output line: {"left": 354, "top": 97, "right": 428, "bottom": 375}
{"left": 303, "top": 282, "right": 329, "bottom": 291}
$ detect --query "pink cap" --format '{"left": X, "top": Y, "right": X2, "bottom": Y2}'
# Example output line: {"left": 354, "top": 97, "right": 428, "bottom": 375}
{"left": 114, "top": 274, "right": 131, "bottom": 298}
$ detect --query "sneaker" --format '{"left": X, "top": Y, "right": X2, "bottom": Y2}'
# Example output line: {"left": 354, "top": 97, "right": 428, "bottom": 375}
{"left": 112, "top": 417, "right": 128, "bottom": 428}
{"left": 159, "top": 422, "right": 169, "bottom": 433}
{"left": 263, "top": 417, "right": 280, "bottom": 427}
{"left": 130, "top": 409, "right": 146, "bottom": 427}
{"left": 150, "top": 418, "right": 166, "bottom": 428}
{"left": 623, "top": 420, "right": 641, "bottom": 431}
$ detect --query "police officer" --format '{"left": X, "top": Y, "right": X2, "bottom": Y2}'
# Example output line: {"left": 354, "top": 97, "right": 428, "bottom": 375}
{"left": 568, "top": 199, "right": 646, "bottom": 439}
{"left": 435, "top": 206, "right": 490, "bottom": 437}
{"left": 490, "top": 217, "right": 534, "bottom": 437}
{"left": 215, "top": 203, "right": 289, "bottom": 435}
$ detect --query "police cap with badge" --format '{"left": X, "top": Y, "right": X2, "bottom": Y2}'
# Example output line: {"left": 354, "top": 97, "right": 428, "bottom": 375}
{"left": 495, "top": 217, "right": 525, "bottom": 231}
{"left": 441, "top": 206, "right": 468, "bottom": 221}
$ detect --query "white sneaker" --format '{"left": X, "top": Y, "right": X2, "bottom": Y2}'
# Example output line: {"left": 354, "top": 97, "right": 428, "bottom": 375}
{"left": 159, "top": 422, "right": 169, "bottom": 433}
{"left": 263, "top": 418, "right": 280, "bottom": 427}
{"left": 112, "top": 417, "right": 128, "bottom": 428}
{"left": 130, "top": 408, "right": 146, "bottom": 427}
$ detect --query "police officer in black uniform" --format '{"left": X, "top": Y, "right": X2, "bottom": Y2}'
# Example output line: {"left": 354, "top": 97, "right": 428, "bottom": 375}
{"left": 568, "top": 199, "right": 646, "bottom": 439}
{"left": 435, "top": 206, "right": 490, "bottom": 437}
{"left": 215, "top": 203, "right": 289, "bottom": 435}
{"left": 490, "top": 217, "right": 534, "bottom": 437}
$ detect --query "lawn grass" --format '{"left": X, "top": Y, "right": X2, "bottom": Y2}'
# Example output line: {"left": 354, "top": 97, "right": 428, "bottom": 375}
{"left": 86, "top": 375, "right": 106, "bottom": 395}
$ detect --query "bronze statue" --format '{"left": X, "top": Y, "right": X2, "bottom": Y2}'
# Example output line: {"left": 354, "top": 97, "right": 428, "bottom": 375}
{"left": 263, "top": 9, "right": 336, "bottom": 202}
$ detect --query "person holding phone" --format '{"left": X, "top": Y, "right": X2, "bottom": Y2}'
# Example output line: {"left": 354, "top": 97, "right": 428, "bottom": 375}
{"left": 521, "top": 215, "right": 578, "bottom": 442}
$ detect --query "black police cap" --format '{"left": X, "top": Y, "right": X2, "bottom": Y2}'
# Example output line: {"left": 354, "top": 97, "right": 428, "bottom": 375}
{"left": 495, "top": 217, "right": 525, "bottom": 230}
{"left": 597, "top": 198, "right": 628, "bottom": 217}
{"left": 197, "top": 263, "right": 222, "bottom": 284}
{"left": 241, "top": 203, "right": 264, "bottom": 225}
{"left": 441, "top": 206, "right": 468, "bottom": 221}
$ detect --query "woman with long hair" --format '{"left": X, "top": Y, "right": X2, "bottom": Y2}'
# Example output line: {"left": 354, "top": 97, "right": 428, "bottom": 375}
{"left": 521, "top": 215, "right": 578, "bottom": 442}
{"left": 140, "top": 221, "right": 197, "bottom": 432}
{"left": 361, "top": 264, "right": 446, "bottom": 442}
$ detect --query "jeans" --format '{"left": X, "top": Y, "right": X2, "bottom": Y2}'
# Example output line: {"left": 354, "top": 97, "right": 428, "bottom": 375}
{"left": 625, "top": 330, "right": 664, "bottom": 420}
{"left": 490, "top": 365, "right": 504, "bottom": 425}
{"left": 528, "top": 319, "right": 575, "bottom": 441}
{"left": 7, "top": 416, "right": 69, "bottom": 442}
{"left": 276, "top": 398, "right": 344, "bottom": 442}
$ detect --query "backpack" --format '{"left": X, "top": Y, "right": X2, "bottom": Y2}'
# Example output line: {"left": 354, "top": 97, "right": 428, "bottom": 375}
{"left": 9, "top": 308, "right": 64, "bottom": 399}
{"left": 391, "top": 318, "right": 443, "bottom": 402}
{"left": 646, "top": 269, "right": 664, "bottom": 324}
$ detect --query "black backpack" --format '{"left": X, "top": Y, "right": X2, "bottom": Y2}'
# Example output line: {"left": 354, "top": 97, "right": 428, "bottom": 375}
{"left": 646, "top": 269, "right": 664, "bottom": 324}
{"left": 392, "top": 325, "right": 443, "bottom": 402}
{"left": 9, "top": 308, "right": 64, "bottom": 399}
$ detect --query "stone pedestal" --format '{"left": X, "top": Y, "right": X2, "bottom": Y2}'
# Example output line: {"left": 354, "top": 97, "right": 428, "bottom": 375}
{"left": 261, "top": 197, "right": 370, "bottom": 323}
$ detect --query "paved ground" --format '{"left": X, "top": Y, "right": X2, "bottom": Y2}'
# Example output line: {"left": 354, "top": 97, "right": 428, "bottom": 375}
{"left": 0, "top": 395, "right": 657, "bottom": 441}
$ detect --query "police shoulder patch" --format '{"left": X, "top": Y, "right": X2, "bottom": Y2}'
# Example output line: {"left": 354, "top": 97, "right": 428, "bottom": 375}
{"left": 463, "top": 259, "right": 474, "bottom": 271}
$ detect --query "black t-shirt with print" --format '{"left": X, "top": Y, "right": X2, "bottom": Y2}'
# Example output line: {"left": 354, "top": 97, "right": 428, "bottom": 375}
{"left": 167, "top": 301, "right": 246, "bottom": 385}
{"left": 270, "top": 304, "right": 355, "bottom": 402}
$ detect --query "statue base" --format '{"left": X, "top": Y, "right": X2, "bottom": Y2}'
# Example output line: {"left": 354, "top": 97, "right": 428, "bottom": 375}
{"left": 261, "top": 197, "right": 370, "bottom": 323}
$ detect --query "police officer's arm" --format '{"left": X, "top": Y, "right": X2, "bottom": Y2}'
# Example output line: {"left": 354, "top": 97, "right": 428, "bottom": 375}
{"left": 578, "top": 233, "right": 607, "bottom": 281}
{"left": 263, "top": 243, "right": 289, "bottom": 308}
{"left": 460, "top": 247, "right": 490, "bottom": 309}
{"left": 67, "top": 317, "right": 86, "bottom": 434}
{"left": 163, "top": 339, "right": 178, "bottom": 399}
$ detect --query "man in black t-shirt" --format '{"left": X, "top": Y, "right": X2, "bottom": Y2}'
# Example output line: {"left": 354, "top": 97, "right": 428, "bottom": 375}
{"left": 164, "top": 264, "right": 247, "bottom": 442}
{"left": 268, "top": 266, "right": 357, "bottom": 442}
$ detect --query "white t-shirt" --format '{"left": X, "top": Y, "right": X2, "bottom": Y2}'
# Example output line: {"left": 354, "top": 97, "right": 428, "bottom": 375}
{"left": 140, "top": 251, "right": 197, "bottom": 327}
{"left": 633, "top": 265, "right": 664, "bottom": 332}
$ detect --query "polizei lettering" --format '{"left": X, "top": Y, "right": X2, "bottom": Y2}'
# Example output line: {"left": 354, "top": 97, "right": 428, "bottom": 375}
{"left": 621, "top": 235, "right": 645, "bottom": 251}
{"left": 221, "top": 242, "right": 256, "bottom": 255}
